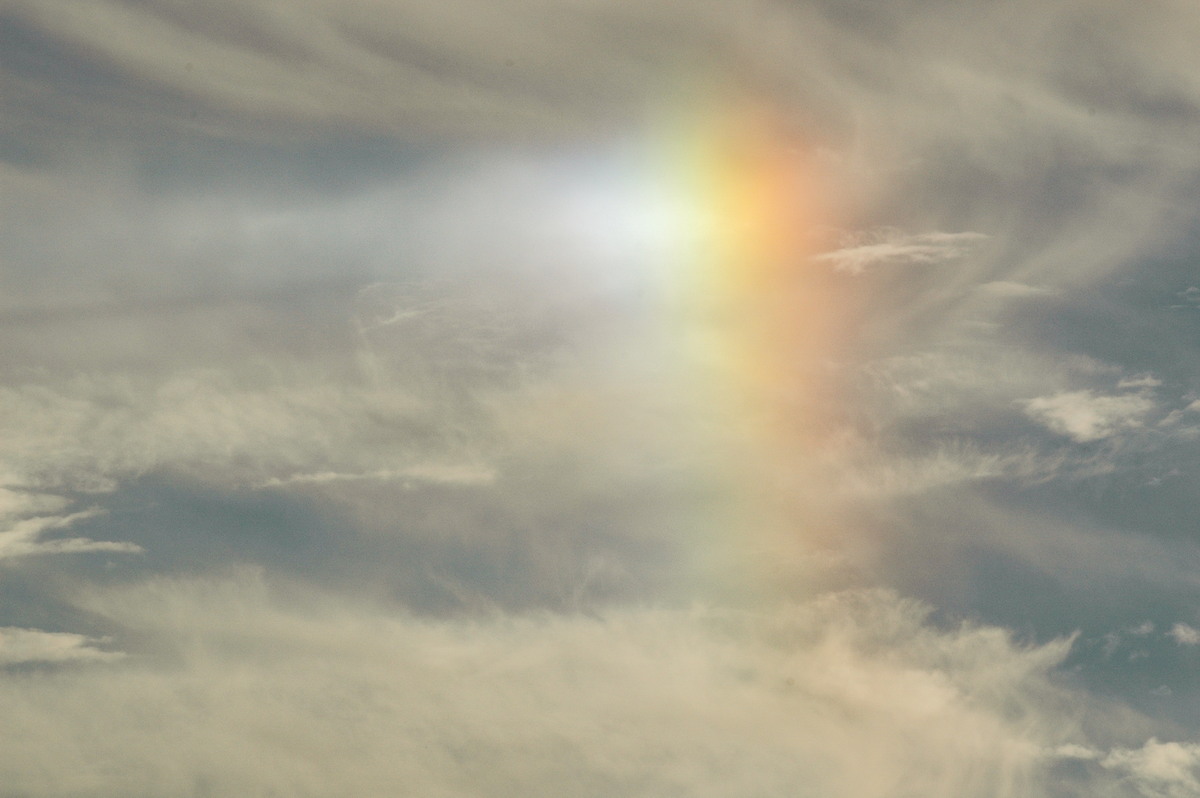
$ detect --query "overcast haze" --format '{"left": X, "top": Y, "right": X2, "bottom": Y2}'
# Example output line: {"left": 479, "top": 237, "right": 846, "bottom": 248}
{"left": 5, "top": 1, "right": 1200, "bottom": 796}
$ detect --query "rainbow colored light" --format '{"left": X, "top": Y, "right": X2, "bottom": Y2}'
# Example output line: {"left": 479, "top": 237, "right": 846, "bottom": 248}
{"left": 624, "top": 86, "right": 854, "bottom": 591}
{"left": 545, "top": 82, "right": 854, "bottom": 592}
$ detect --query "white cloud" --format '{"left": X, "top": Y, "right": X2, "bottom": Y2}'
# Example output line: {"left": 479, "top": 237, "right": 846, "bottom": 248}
{"left": 0, "top": 628, "right": 123, "bottom": 666}
{"left": 1052, "top": 739, "right": 1200, "bottom": 798}
{"left": 1055, "top": 743, "right": 1101, "bottom": 760}
{"left": 1169, "top": 623, "right": 1200, "bottom": 646}
{"left": 260, "top": 463, "right": 496, "bottom": 489}
{"left": 1101, "top": 739, "right": 1200, "bottom": 798}
{"left": 1120, "top": 375, "right": 1164, "bottom": 390}
{"left": 976, "top": 281, "right": 1054, "bottom": 298}
{"left": 0, "top": 509, "right": 140, "bottom": 560}
{"left": 815, "top": 229, "right": 989, "bottom": 275}
{"left": 1023, "top": 390, "right": 1156, "bottom": 443}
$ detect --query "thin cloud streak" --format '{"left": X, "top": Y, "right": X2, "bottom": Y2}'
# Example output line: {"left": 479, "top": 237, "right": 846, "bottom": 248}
{"left": 0, "top": 627, "right": 124, "bottom": 666}
{"left": 815, "top": 230, "right": 989, "bottom": 275}
{"left": 0, "top": 509, "right": 140, "bottom": 560}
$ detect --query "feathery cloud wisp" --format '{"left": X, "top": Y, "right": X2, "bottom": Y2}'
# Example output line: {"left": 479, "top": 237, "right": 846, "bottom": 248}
{"left": 1023, "top": 390, "right": 1157, "bottom": 443}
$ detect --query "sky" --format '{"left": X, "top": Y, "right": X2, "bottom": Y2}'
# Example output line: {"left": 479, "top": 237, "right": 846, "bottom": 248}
{"left": 4, "top": 1, "right": 1200, "bottom": 795}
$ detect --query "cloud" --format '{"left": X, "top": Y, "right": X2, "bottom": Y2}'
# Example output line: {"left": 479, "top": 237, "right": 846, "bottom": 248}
{"left": 0, "top": 627, "right": 123, "bottom": 666}
{"left": 1023, "top": 390, "right": 1157, "bottom": 443}
{"left": 1120, "top": 376, "right": 1165, "bottom": 390}
{"left": 820, "top": 436, "right": 1060, "bottom": 500}
{"left": 0, "top": 368, "right": 442, "bottom": 493}
{"left": 0, "top": 485, "right": 139, "bottom": 562}
{"left": 976, "top": 281, "right": 1055, "bottom": 299}
{"left": 0, "top": 487, "right": 68, "bottom": 519}
{"left": 1056, "top": 743, "right": 1101, "bottom": 761}
{"left": 815, "top": 229, "right": 989, "bottom": 275}
{"left": 3, "top": 2, "right": 1200, "bottom": 794}
{"left": 1, "top": 0, "right": 834, "bottom": 144}
{"left": 260, "top": 463, "right": 496, "bottom": 489}
{"left": 1100, "top": 739, "right": 1200, "bottom": 798}
{"left": 0, "top": 573, "right": 1128, "bottom": 798}
{"left": 1169, "top": 624, "right": 1200, "bottom": 646}
{"left": 1096, "top": 622, "right": 1159, "bottom": 660}
{"left": 848, "top": 348, "right": 1190, "bottom": 503}
{"left": 1051, "top": 740, "right": 1200, "bottom": 798}
{"left": 0, "top": 508, "right": 140, "bottom": 560}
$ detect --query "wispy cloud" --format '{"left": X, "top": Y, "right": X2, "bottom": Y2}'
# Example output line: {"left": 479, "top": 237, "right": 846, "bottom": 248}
{"left": 1023, "top": 390, "right": 1157, "bottom": 443}
{"left": 260, "top": 463, "right": 496, "bottom": 489}
{"left": 1119, "top": 375, "right": 1165, "bottom": 390}
{"left": 976, "top": 281, "right": 1055, "bottom": 299}
{"left": 0, "top": 627, "right": 123, "bottom": 666}
{"left": 815, "top": 229, "right": 989, "bottom": 275}
{"left": 0, "top": 509, "right": 140, "bottom": 560}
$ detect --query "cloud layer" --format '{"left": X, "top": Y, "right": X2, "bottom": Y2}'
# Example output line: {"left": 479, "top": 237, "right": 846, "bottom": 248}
{"left": 0, "top": 574, "right": 1123, "bottom": 797}
{"left": 5, "top": 0, "right": 1200, "bottom": 795}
